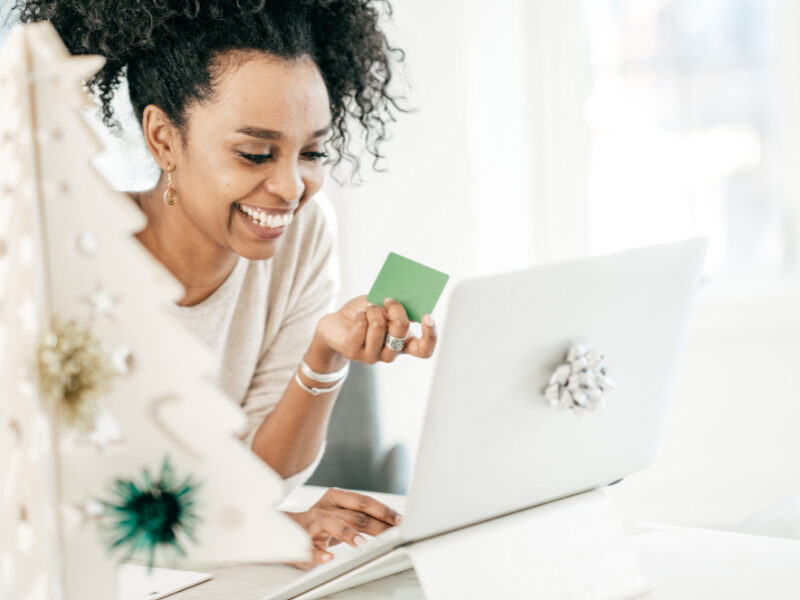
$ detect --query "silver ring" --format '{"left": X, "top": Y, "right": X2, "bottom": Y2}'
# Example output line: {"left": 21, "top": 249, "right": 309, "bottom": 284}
{"left": 384, "top": 332, "right": 408, "bottom": 352}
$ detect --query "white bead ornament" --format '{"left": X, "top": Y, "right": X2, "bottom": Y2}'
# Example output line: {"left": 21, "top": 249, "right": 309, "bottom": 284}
{"left": 544, "top": 343, "right": 615, "bottom": 415}
{"left": 110, "top": 346, "right": 135, "bottom": 375}
{"left": 75, "top": 231, "right": 100, "bottom": 256}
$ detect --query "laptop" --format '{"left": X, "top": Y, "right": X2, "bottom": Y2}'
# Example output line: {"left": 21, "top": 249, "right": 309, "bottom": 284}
{"left": 267, "top": 237, "right": 707, "bottom": 599}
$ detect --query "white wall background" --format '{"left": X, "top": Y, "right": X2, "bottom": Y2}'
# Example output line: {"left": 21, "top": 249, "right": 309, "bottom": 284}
{"left": 606, "top": 292, "right": 800, "bottom": 531}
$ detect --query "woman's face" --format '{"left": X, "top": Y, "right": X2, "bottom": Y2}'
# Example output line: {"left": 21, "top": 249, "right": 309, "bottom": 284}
{"left": 170, "top": 52, "right": 332, "bottom": 261}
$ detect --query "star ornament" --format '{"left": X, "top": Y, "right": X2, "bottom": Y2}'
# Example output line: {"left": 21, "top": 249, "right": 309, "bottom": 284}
{"left": 82, "top": 286, "right": 121, "bottom": 321}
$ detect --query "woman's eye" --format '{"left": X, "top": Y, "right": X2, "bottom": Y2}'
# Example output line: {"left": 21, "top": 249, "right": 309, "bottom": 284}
{"left": 302, "top": 151, "right": 329, "bottom": 161}
{"left": 237, "top": 151, "right": 327, "bottom": 164}
{"left": 238, "top": 151, "right": 272, "bottom": 164}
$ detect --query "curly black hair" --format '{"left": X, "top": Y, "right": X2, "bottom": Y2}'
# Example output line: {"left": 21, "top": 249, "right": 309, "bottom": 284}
{"left": 12, "top": 0, "right": 406, "bottom": 178}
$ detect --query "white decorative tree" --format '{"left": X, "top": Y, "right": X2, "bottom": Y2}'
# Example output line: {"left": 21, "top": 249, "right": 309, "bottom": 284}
{"left": 0, "top": 22, "right": 309, "bottom": 600}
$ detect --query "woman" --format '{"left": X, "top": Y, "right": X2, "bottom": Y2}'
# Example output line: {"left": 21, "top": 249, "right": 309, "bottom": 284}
{"left": 15, "top": 0, "right": 435, "bottom": 566}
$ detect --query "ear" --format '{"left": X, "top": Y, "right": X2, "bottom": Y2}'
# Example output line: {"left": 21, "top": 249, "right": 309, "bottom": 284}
{"left": 141, "top": 105, "right": 181, "bottom": 171}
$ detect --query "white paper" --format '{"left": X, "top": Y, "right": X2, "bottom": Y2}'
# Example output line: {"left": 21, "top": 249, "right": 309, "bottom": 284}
{"left": 117, "top": 564, "right": 210, "bottom": 600}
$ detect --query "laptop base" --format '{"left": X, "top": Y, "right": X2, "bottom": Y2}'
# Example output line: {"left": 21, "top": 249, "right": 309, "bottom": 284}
{"left": 295, "top": 489, "right": 649, "bottom": 600}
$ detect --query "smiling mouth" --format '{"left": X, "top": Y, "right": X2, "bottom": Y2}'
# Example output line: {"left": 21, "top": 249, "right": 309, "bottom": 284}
{"left": 234, "top": 203, "right": 294, "bottom": 229}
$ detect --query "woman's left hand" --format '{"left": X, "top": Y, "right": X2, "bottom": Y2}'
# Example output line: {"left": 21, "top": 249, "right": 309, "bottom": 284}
{"left": 284, "top": 487, "right": 403, "bottom": 569}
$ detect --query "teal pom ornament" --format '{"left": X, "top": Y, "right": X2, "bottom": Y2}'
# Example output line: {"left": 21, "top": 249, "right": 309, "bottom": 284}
{"left": 102, "top": 458, "right": 200, "bottom": 566}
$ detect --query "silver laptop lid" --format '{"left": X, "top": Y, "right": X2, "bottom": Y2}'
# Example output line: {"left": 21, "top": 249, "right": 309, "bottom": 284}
{"left": 403, "top": 238, "right": 707, "bottom": 541}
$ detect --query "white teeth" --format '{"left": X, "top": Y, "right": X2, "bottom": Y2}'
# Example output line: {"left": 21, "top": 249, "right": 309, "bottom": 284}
{"left": 237, "top": 204, "right": 292, "bottom": 229}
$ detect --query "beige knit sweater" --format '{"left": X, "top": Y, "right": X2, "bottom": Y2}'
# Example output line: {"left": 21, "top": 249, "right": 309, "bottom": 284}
{"left": 167, "top": 196, "right": 339, "bottom": 492}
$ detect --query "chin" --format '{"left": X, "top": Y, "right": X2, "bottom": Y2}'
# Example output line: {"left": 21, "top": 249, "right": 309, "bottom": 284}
{"left": 234, "top": 240, "right": 281, "bottom": 261}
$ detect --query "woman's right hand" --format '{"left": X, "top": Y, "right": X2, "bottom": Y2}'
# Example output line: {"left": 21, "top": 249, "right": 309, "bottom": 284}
{"left": 313, "top": 295, "right": 437, "bottom": 366}
{"left": 284, "top": 487, "right": 403, "bottom": 569}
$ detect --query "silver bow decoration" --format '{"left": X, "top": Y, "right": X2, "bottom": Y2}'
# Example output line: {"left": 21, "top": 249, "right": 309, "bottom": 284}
{"left": 544, "top": 344, "right": 615, "bottom": 414}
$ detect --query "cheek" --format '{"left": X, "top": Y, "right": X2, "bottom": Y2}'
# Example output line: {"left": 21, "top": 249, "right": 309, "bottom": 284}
{"left": 302, "top": 164, "right": 326, "bottom": 198}
{"left": 217, "top": 174, "right": 249, "bottom": 205}
{"left": 193, "top": 166, "right": 258, "bottom": 212}
{"left": 177, "top": 153, "right": 236, "bottom": 212}
{"left": 187, "top": 160, "right": 326, "bottom": 214}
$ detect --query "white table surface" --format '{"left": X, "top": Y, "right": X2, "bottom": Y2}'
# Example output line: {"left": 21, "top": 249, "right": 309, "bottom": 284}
{"left": 171, "top": 487, "right": 800, "bottom": 600}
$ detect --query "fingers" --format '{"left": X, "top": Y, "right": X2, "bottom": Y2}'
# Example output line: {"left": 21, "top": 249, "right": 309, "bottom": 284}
{"left": 311, "top": 548, "right": 334, "bottom": 566}
{"left": 404, "top": 314, "right": 437, "bottom": 358}
{"left": 342, "top": 295, "right": 372, "bottom": 319}
{"left": 333, "top": 508, "right": 397, "bottom": 537}
{"left": 307, "top": 513, "right": 367, "bottom": 550}
{"left": 341, "top": 310, "right": 368, "bottom": 357}
{"left": 296, "top": 488, "right": 404, "bottom": 568}
{"left": 284, "top": 560, "right": 317, "bottom": 571}
{"left": 323, "top": 488, "right": 403, "bottom": 527}
{"left": 335, "top": 304, "right": 396, "bottom": 364}
{"left": 310, "top": 532, "right": 336, "bottom": 566}
{"left": 362, "top": 304, "right": 387, "bottom": 363}
{"left": 380, "top": 298, "right": 411, "bottom": 363}
{"left": 337, "top": 300, "right": 435, "bottom": 364}
{"left": 383, "top": 299, "right": 411, "bottom": 338}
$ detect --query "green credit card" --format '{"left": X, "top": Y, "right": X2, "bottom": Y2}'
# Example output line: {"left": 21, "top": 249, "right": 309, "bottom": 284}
{"left": 367, "top": 252, "right": 450, "bottom": 323}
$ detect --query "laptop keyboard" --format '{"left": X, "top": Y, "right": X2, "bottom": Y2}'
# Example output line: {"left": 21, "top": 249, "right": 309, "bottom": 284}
{"left": 269, "top": 527, "right": 404, "bottom": 599}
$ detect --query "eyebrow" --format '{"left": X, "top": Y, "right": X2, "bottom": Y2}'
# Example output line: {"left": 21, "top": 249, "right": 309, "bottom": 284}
{"left": 237, "top": 125, "right": 331, "bottom": 140}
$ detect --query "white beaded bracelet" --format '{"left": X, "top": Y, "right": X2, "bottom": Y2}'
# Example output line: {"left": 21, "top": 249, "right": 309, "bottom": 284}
{"left": 294, "top": 372, "right": 348, "bottom": 396}
{"left": 300, "top": 359, "right": 349, "bottom": 384}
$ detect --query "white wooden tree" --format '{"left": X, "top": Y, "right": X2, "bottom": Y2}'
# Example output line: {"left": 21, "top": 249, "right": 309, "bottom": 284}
{"left": 0, "top": 22, "right": 309, "bottom": 600}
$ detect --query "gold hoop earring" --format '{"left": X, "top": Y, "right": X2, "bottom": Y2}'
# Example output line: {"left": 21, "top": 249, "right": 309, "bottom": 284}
{"left": 163, "top": 169, "right": 178, "bottom": 206}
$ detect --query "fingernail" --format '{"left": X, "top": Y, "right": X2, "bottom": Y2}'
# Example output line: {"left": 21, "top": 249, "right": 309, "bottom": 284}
{"left": 354, "top": 535, "right": 367, "bottom": 546}
{"left": 423, "top": 314, "right": 434, "bottom": 327}
{"left": 383, "top": 297, "right": 394, "bottom": 305}
{"left": 321, "top": 553, "right": 333, "bottom": 563}
{"left": 395, "top": 514, "right": 403, "bottom": 525}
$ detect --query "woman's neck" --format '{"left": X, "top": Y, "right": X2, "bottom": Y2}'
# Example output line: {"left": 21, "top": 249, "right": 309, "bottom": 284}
{"left": 129, "top": 177, "right": 239, "bottom": 307}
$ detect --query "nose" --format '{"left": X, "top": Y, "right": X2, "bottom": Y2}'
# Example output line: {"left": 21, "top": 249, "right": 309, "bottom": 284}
{"left": 264, "top": 159, "right": 305, "bottom": 204}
